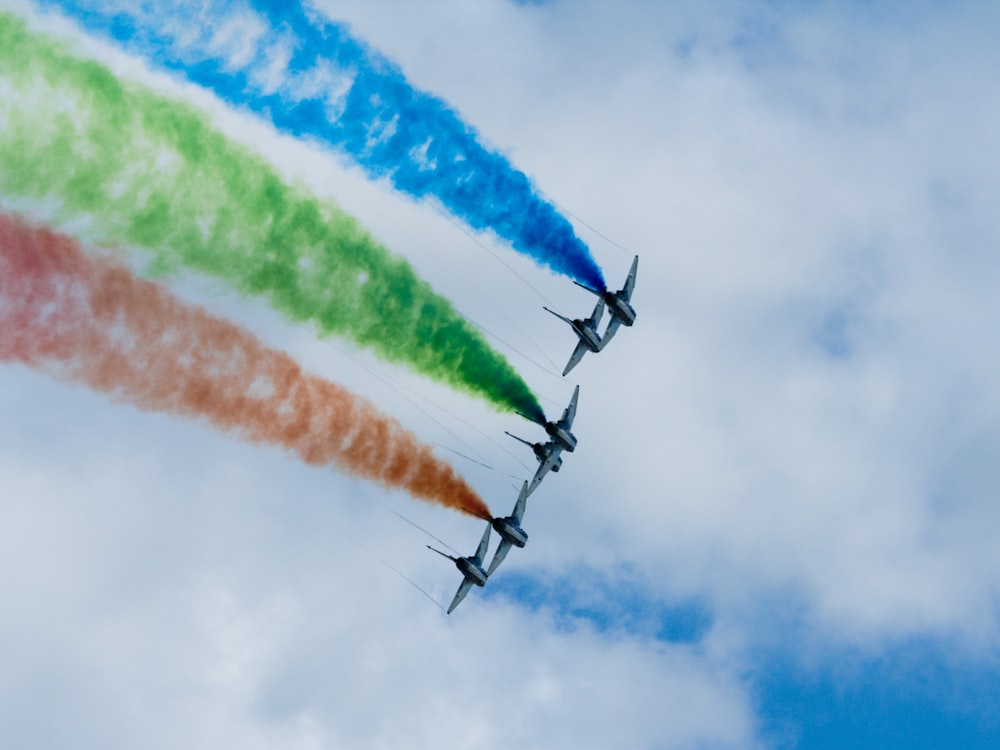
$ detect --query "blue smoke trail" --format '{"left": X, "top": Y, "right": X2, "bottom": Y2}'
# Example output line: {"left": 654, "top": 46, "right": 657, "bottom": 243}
{"left": 40, "top": 0, "right": 607, "bottom": 291}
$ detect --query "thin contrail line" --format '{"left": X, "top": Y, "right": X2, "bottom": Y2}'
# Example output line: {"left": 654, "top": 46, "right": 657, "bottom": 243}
{"left": 430, "top": 201, "right": 554, "bottom": 306}
{"left": 539, "top": 190, "right": 637, "bottom": 259}
{"left": 340, "top": 531, "right": 447, "bottom": 612}
{"left": 389, "top": 509, "right": 464, "bottom": 554}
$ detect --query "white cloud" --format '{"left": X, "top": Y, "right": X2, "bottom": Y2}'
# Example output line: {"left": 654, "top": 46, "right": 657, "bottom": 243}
{"left": 4, "top": 0, "right": 1000, "bottom": 747}
{"left": 319, "top": 0, "right": 1000, "bottom": 645}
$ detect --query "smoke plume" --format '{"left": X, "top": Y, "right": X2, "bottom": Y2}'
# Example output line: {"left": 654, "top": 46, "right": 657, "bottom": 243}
{"left": 0, "top": 211, "right": 492, "bottom": 519}
{"left": 0, "top": 11, "right": 544, "bottom": 422}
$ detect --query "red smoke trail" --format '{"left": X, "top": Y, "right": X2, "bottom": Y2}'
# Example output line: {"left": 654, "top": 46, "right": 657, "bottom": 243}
{"left": 0, "top": 212, "right": 491, "bottom": 519}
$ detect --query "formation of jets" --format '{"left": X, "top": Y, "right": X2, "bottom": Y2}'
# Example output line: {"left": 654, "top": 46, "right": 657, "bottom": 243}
{"left": 430, "top": 256, "right": 638, "bottom": 612}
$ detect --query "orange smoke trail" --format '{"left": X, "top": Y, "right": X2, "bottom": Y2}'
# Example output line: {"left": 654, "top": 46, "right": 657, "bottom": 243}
{"left": 0, "top": 212, "right": 491, "bottom": 519}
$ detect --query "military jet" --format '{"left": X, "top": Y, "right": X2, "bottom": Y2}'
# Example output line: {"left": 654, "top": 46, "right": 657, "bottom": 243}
{"left": 540, "top": 384, "right": 580, "bottom": 453}
{"left": 574, "top": 254, "right": 638, "bottom": 348}
{"left": 544, "top": 298, "right": 605, "bottom": 376}
{"left": 486, "top": 481, "right": 530, "bottom": 576}
{"left": 427, "top": 523, "right": 492, "bottom": 614}
{"left": 515, "top": 384, "right": 579, "bottom": 461}
{"left": 505, "top": 431, "right": 564, "bottom": 495}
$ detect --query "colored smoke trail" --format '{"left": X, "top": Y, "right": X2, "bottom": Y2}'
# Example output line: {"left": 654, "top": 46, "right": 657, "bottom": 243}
{"left": 0, "top": 211, "right": 492, "bottom": 520}
{"left": 38, "top": 0, "right": 608, "bottom": 292}
{"left": 0, "top": 11, "right": 545, "bottom": 423}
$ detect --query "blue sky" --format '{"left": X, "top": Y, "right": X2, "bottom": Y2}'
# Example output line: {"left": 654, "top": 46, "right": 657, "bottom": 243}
{"left": 2, "top": 0, "right": 1000, "bottom": 748}
{"left": 756, "top": 639, "right": 1000, "bottom": 749}
{"left": 487, "top": 566, "right": 1000, "bottom": 748}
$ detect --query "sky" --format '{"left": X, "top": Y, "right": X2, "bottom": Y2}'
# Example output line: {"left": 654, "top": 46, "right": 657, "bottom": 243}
{"left": 2, "top": 1, "right": 1000, "bottom": 748}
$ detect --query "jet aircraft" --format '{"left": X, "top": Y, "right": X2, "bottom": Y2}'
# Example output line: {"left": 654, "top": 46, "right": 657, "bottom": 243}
{"left": 427, "top": 523, "right": 492, "bottom": 614}
{"left": 543, "top": 384, "right": 580, "bottom": 453}
{"left": 574, "top": 255, "right": 638, "bottom": 348}
{"left": 486, "top": 481, "right": 530, "bottom": 576}
{"left": 518, "top": 383, "right": 579, "bottom": 454}
{"left": 505, "top": 431, "right": 564, "bottom": 495}
{"left": 544, "top": 298, "right": 605, "bottom": 376}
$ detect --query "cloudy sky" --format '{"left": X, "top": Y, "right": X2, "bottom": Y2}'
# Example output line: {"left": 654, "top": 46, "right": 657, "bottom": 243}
{"left": 3, "top": 1, "right": 1000, "bottom": 747}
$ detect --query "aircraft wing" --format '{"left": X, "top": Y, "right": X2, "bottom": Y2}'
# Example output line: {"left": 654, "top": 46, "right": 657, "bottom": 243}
{"left": 471, "top": 522, "right": 492, "bottom": 566}
{"left": 528, "top": 458, "right": 553, "bottom": 494}
{"left": 446, "top": 578, "right": 475, "bottom": 614}
{"left": 527, "top": 471, "right": 544, "bottom": 496}
{"left": 562, "top": 341, "right": 589, "bottom": 377}
{"left": 561, "top": 384, "right": 580, "bottom": 427}
{"left": 528, "top": 462, "right": 551, "bottom": 495}
{"left": 505, "top": 431, "right": 535, "bottom": 450}
{"left": 601, "top": 315, "right": 623, "bottom": 349}
{"left": 621, "top": 255, "right": 638, "bottom": 300}
{"left": 529, "top": 450, "right": 560, "bottom": 494}
{"left": 543, "top": 306, "right": 574, "bottom": 327}
{"left": 512, "top": 481, "right": 529, "bottom": 524}
{"left": 586, "top": 298, "right": 606, "bottom": 327}
{"left": 485, "top": 539, "right": 513, "bottom": 577}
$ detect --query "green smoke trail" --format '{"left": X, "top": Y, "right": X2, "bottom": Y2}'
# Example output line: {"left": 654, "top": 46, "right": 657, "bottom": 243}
{"left": 0, "top": 12, "right": 544, "bottom": 421}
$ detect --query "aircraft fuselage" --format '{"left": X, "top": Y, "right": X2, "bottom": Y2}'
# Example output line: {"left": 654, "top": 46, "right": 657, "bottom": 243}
{"left": 605, "top": 292, "right": 637, "bottom": 327}
{"left": 546, "top": 423, "right": 577, "bottom": 452}
{"left": 533, "top": 444, "right": 563, "bottom": 470}
{"left": 456, "top": 557, "right": 489, "bottom": 587}
{"left": 572, "top": 320, "right": 603, "bottom": 352}
{"left": 492, "top": 518, "right": 528, "bottom": 548}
